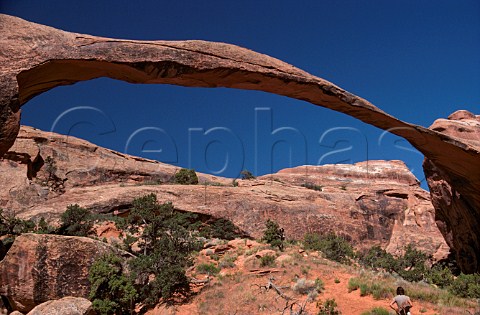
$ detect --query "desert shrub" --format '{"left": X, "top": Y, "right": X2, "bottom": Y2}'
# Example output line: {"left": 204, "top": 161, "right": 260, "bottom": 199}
{"left": 360, "top": 307, "right": 390, "bottom": 315}
{"left": 448, "top": 273, "right": 480, "bottom": 298}
{"left": 360, "top": 244, "right": 438, "bottom": 283}
{"left": 348, "top": 277, "right": 394, "bottom": 300}
{"left": 358, "top": 246, "right": 398, "bottom": 273}
{"left": 316, "top": 298, "right": 341, "bottom": 315}
{"left": 197, "top": 263, "right": 220, "bottom": 275}
{"left": 0, "top": 208, "right": 35, "bottom": 236}
{"left": 88, "top": 253, "right": 137, "bottom": 315}
{"left": 240, "top": 170, "right": 256, "bottom": 180}
{"left": 396, "top": 244, "right": 428, "bottom": 282}
{"left": 173, "top": 168, "right": 198, "bottom": 185}
{"left": 303, "top": 233, "right": 323, "bottom": 251}
{"left": 122, "top": 194, "right": 201, "bottom": 307}
{"left": 425, "top": 264, "right": 455, "bottom": 288}
{"left": 205, "top": 218, "right": 242, "bottom": 240}
{"left": 370, "top": 282, "right": 392, "bottom": 299}
{"left": 44, "top": 155, "right": 57, "bottom": 180}
{"left": 219, "top": 254, "right": 237, "bottom": 269}
{"left": 359, "top": 283, "right": 369, "bottom": 296}
{"left": 59, "top": 204, "right": 93, "bottom": 236}
{"left": 348, "top": 277, "right": 361, "bottom": 292}
{"left": 315, "top": 278, "right": 325, "bottom": 292}
{"left": 293, "top": 278, "right": 316, "bottom": 295}
{"left": 260, "top": 254, "right": 276, "bottom": 267}
{"left": 349, "top": 272, "right": 474, "bottom": 307}
{"left": 304, "top": 233, "right": 354, "bottom": 264}
{"left": 35, "top": 217, "right": 55, "bottom": 234}
{"left": 262, "top": 219, "right": 285, "bottom": 251}
{"left": 301, "top": 182, "right": 323, "bottom": 191}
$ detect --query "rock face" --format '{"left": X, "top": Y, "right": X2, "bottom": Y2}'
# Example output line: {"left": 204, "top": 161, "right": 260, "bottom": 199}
{"left": 0, "top": 126, "right": 447, "bottom": 260}
{"left": 0, "top": 14, "right": 478, "bottom": 272}
{"left": 0, "top": 233, "right": 129, "bottom": 313}
{"left": 264, "top": 161, "right": 448, "bottom": 257}
{"left": 0, "top": 125, "right": 230, "bottom": 220}
{"left": 424, "top": 110, "right": 480, "bottom": 274}
{"left": 27, "top": 297, "right": 94, "bottom": 315}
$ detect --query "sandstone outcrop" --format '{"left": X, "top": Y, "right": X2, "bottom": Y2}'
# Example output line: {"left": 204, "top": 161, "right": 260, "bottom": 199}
{"left": 0, "top": 233, "right": 130, "bottom": 313}
{"left": 424, "top": 110, "right": 480, "bottom": 273}
{"left": 26, "top": 297, "right": 94, "bottom": 315}
{"left": 1, "top": 126, "right": 447, "bottom": 260}
{"left": 0, "top": 14, "right": 478, "bottom": 272}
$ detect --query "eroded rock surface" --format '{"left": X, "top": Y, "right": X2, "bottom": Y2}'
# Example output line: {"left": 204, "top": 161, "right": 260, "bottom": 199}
{"left": 0, "top": 233, "right": 129, "bottom": 313}
{"left": 26, "top": 297, "right": 94, "bottom": 315}
{"left": 0, "top": 14, "right": 479, "bottom": 272}
{"left": 0, "top": 126, "right": 448, "bottom": 260}
{"left": 424, "top": 110, "right": 480, "bottom": 273}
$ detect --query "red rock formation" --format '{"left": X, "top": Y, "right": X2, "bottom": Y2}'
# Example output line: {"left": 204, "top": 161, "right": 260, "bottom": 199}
{"left": 1, "top": 126, "right": 447, "bottom": 260}
{"left": 26, "top": 297, "right": 95, "bottom": 315}
{"left": 0, "top": 233, "right": 130, "bottom": 313}
{"left": 424, "top": 110, "right": 480, "bottom": 273}
{"left": 0, "top": 14, "right": 478, "bottom": 271}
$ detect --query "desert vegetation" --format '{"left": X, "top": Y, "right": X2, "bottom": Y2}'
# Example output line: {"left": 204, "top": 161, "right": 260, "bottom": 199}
{"left": 1, "top": 205, "right": 480, "bottom": 314}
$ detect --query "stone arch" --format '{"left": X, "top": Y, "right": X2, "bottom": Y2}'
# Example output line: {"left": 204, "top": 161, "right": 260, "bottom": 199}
{"left": 1, "top": 14, "right": 479, "bottom": 272}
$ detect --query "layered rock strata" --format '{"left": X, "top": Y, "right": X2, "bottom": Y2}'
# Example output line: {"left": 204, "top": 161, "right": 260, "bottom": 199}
{"left": 0, "top": 14, "right": 478, "bottom": 271}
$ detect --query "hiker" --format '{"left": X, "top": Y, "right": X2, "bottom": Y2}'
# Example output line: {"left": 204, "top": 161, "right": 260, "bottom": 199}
{"left": 389, "top": 286, "right": 413, "bottom": 315}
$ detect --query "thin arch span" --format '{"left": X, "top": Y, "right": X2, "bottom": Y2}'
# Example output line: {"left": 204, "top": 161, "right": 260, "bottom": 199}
{"left": 1, "top": 14, "right": 479, "bottom": 272}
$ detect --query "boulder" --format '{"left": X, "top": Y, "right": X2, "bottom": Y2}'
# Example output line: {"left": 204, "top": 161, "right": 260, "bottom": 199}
{"left": 26, "top": 297, "right": 94, "bottom": 315}
{"left": 0, "top": 233, "right": 129, "bottom": 313}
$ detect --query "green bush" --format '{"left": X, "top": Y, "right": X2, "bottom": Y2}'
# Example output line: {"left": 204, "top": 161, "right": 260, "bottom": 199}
{"left": 303, "top": 233, "right": 323, "bottom": 251}
{"left": 204, "top": 218, "right": 242, "bottom": 240}
{"left": 315, "top": 278, "right": 325, "bottom": 292}
{"left": 219, "top": 254, "right": 237, "bottom": 269}
{"left": 240, "top": 170, "right": 256, "bottom": 180}
{"left": 260, "top": 254, "right": 276, "bottom": 267}
{"left": 88, "top": 254, "right": 137, "bottom": 315}
{"left": 122, "top": 194, "right": 201, "bottom": 307}
{"left": 360, "top": 307, "right": 390, "bottom": 315}
{"left": 59, "top": 204, "right": 93, "bottom": 237}
{"left": 396, "top": 244, "right": 428, "bottom": 282}
{"left": 348, "top": 277, "right": 393, "bottom": 300}
{"left": 359, "top": 283, "right": 369, "bottom": 296}
{"left": 359, "top": 244, "right": 437, "bottom": 283}
{"left": 0, "top": 208, "right": 35, "bottom": 236}
{"left": 301, "top": 182, "right": 323, "bottom": 191}
{"left": 316, "top": 298, "right": 341, "bottom": 315}
{"left": 348, "top": 277, "right": 361, "bottom": 292}
{"left": 448, "top": 273, "right": 480, "bottom": 298}
{"left": 197, "top": 263, "right": 220, "bottom": 275}
{"left": 426, "top": 264, "right": 455, "bottom": 288}
{"left": 358, "top": 246, "right": 397, "bottom": 273}
{"left": 304, "top": 233, "right": 354, "bottom": 264}
{"left": 173, "top": 168, "right": 198, "bottom": 185}
{"left": 262, "top": 219, "right": 285, "bottom": 251}
{"left": 35, "top": 217, "right": 55, "bottom": 234}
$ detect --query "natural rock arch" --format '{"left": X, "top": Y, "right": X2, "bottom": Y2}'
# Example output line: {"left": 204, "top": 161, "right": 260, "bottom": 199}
{"left": 1, "top": 14, "right": 479, "bottom": 272}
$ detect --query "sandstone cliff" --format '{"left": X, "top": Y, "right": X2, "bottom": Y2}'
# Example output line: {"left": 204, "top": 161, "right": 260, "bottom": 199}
{"left": 424, "top": 110, "right": 480, "bottom": 273}
{"left": 1, "top": 14, "right": 477, "bottom": 272}
{"left": 0, "top": 233, "right": 129, "bottom": 313}
{"left": 0, "top": 126, "right": 448, "bottom": 259}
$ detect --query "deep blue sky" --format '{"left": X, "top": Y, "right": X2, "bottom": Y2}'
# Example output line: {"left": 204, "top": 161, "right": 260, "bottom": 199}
{"left": 1, "top": 1, "right": 479, "bottom": 188}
